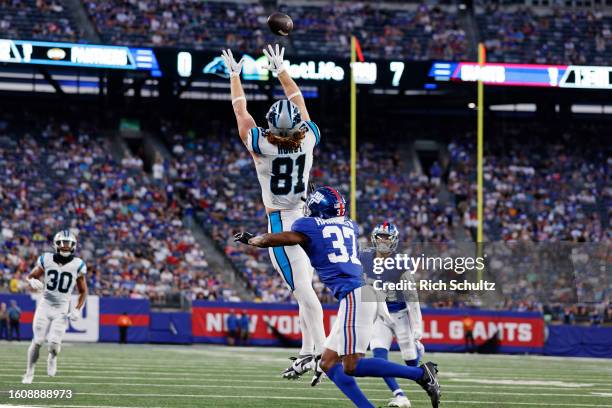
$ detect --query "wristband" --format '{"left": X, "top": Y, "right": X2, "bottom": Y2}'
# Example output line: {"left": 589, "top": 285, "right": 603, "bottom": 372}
{"left": 287, "top": 91, "right": 301, "bottom": 100}
{"left": 232, "top": 96, "right": 246, "bottom": 105}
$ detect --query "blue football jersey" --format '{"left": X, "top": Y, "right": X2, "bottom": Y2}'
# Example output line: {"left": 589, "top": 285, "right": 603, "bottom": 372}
{"left": 291, "top": 216, "right": 364, "bottom": 300}
{"left": 360, "top": 249, "right": 408, "bottom": 313}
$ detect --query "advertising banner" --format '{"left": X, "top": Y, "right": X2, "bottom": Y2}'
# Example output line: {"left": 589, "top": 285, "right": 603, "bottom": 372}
{"left": 192, "top": 301, "right": 545, "bottom": 353}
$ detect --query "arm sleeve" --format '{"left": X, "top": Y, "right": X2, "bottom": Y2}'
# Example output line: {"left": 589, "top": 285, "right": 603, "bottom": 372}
{"left": 304, "top": 121, "right": 321, "bottom": 147}
{"left": 246, "top": 127, "right": 263, "bottom": 154}
{"left": 77, "top": 261, "right": 87, "bottom": 277}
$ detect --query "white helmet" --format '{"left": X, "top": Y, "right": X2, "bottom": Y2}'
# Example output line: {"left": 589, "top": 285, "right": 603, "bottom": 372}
{"left": 53, "top": 230, "right": 77, "bottom": 257}
{"left": 266, "top": 99, "right": 301, "bottom": 137}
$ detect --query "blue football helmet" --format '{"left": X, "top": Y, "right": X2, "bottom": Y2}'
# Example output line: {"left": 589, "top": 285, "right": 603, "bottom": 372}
{"left": 266, "top": 99, "right": 301, "bottom": 137}
{"left": 305, "top": 186, "right": 347, "bottom": 219}
{"left": 371, "top": 221, "right": 399, "bottom": 253}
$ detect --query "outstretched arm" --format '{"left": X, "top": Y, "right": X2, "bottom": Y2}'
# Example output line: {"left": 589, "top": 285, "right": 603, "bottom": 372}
{"left": 221, "top": 49, "right": 256, "bottom": 144}
{"left": 263, "top": 44, "right": 310, "bottom": 121}
{"left": 234, "top": 231, "right": 309, "bottom": 248}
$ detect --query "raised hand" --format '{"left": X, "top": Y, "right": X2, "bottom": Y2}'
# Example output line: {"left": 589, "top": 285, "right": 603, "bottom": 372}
{"left": 221, "top": 49, "right": 245, "bottom": 78}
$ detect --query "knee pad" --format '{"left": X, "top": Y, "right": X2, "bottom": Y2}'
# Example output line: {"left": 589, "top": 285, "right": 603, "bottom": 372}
{"left": 28, "top": 342, "right": 41, "bottom": 363}
{"left": 29, "top": 342, "right": 42, "bottom": 354}
{"left": 49, "top": 342, "right": 61, "bottom": 357}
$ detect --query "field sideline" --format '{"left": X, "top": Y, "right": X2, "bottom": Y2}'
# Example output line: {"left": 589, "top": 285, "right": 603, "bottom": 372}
{"left": 0, "top": 343, "right": 611, "bottom": 408}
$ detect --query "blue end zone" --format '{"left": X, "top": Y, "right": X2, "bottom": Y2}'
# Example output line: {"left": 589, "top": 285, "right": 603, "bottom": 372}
{"left": 268, "top": 212, "right": 295, "bottom": 290}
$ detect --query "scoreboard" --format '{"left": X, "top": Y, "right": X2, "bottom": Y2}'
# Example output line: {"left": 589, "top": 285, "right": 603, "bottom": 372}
{"left": 1, "top": 38, "right": 611, "bottom": 90}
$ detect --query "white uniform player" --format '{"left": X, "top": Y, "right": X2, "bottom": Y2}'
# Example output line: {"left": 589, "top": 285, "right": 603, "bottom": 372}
{"left": 222, "top": 44, "right": 326, "bottom": 379}
{"left": 361, "top": 222, "right": 425, "bottom": 408}
{"left": 22, "top": 230, "right": 88, "bottom": 384}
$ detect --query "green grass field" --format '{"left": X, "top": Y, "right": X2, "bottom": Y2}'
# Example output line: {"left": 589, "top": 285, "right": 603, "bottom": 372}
{"left": 0, "top": 342, "right": 611, "bottom": 408}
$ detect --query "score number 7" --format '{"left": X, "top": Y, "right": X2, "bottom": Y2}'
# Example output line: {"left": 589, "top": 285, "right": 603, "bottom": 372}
{"left": 390, "top": 61, "right": 405, "bottom": 87}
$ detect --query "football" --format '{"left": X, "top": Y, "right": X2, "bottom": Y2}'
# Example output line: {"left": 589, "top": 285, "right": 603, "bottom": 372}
{"left": 267, "top": 12, "right": 293, "bottom": 36}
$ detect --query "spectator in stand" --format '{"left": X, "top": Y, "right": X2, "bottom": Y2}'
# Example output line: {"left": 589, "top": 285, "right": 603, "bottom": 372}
{"left": 0, "top": 0, "right": 79, "bottom": 42}
{"left": 477, "top": 3, "right": 611, "bottom": 65}
{"left": 0, "top": 118, "right": 232, "bottom": 304}
{"left": 82, "top": 0, "right": 468, "bottom": 60}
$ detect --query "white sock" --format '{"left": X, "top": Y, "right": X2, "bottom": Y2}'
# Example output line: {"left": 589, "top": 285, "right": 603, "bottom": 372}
{"left": 293, "top": 284, "right": 325, "bottom": 355}
{"left": 298, "top": 310, "right": 314, "bottom": 356}
{"left": 27, "top": 343, "right": 41, "bottom": 373}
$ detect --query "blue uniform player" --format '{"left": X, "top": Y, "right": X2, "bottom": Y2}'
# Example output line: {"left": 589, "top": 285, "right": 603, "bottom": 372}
{"left": 234, "top": 186, "right": 441, "bottom": 408}
{"left": 361, "top": 222, "right": 425, "bottom": 408}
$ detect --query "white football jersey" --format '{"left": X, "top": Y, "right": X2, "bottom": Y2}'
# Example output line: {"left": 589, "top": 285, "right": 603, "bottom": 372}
{"left": 37, "top": 253, "right": 86, "bottom": 308}
{"left": 246, "top": 120, "right": 320, "bottom": 210}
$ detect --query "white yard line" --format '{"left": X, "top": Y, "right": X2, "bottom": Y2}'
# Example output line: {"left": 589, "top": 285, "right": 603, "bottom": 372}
{"left": 3, "top": 379, "right": 611, "bottom": 392}
{"left": 1, "top": 361, "right": 607, "bottom": 377}
{"left": 448, "top": 378, "right": 597, "bottom": 388}
{"left": 0, "top": 369, "right": 610, "bottom": 385}
{"left": 0, "top": 382, "right": 610, "bottom": 398}
{"left": 0, "top": 372, "right": 610, "bottom": 388}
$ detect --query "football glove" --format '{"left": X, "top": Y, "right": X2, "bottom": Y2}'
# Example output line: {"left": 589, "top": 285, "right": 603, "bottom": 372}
{"left": 67, "top": 309, "right": 81, "bottom": 321}
{"left": 233, "top": 232, "right": 254, "bottom": 245}
{"left": 27, "top": 278, "right": 44, "bottom": 291}
{"left": 220, "top": 49, "right": 244, "bottom": 78}
{"left": 262, "top": 44, "right": 286, "bottom": 75}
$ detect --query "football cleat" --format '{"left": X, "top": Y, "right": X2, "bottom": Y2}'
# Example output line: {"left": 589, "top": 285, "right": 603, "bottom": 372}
{"left": 310, "top": 355, "right": 325, "bottom": 387}
{"left": 388, "top": 395, "right": 411, "bottom": 408}
{"left": 22, "top": 370, "right": 34, "bottom": 384}
{"left": 281, "top": 355, "right": 314, "bottom": 380}
{"left": 416, "top": 362, "right": 441, "bottom": 408}
{"left": 47, "top": 354, "right": 57, "bottom": 377}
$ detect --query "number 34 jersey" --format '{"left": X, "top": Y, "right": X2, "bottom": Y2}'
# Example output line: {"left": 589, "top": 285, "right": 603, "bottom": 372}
{"left": 37, "top": 253, "right": 86, "bottom": 309}
{"left": 291, "top": 216, "right": 364, "bottom": 300}
{"left": 246, "top": 121, "right": 320, "bottom": 210}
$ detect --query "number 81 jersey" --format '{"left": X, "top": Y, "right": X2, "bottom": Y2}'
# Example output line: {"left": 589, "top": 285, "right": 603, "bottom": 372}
{"left": 37, "top": 253, "right": 86, "bottom": 309}
{"left": 246, "top": 121, "right": 320, "bottom": 210}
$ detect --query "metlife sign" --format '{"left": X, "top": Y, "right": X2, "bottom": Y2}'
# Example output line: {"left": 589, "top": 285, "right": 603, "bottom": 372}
{"left": 285, "top": 60, "right": 344, "bottom": 81}
{"left": 201, "top": 53, "right": 347, "bottom": 82}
